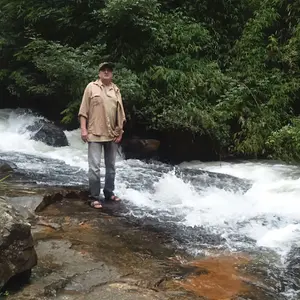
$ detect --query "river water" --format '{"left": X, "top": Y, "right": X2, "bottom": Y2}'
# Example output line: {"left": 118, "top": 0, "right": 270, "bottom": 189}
{"left": 1, "top": 108, "right": 300, "bottom": 299}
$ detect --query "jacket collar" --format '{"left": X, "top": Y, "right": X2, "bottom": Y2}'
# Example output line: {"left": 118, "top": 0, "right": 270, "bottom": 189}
{"left": 93, "top": 79, "right": 113, "bottom": 89}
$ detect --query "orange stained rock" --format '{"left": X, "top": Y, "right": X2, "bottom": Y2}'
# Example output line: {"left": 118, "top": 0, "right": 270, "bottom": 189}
{"left": 179, "top": 254, "right": 251, "bottom": 300}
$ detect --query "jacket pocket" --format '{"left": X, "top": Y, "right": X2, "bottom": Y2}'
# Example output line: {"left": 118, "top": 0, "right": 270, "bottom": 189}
{"left": 91, "top": 94, "right": 103, "bottom": 106}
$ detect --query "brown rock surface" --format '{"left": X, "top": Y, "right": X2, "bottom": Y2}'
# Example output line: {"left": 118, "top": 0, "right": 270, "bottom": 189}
{"left": 3, "top": 188, "right": 283, "bottom": 300}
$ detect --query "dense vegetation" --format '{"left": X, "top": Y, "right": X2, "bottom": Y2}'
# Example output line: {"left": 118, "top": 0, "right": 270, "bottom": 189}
{"left": 0, "top": 0, "right": 300, "bottom": 161}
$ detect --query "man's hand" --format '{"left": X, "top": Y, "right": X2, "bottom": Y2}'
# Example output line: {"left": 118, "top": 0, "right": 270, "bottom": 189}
{"left": 81, "top": 128, "right": 88, "bottom": 143}
{"left": 114, "top": 133, "right": 123, "bottom": 144}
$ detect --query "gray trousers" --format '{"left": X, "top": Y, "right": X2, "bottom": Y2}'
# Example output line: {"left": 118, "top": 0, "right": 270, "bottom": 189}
{"left": 88, "top": 141, "right": 118, "bottom": 199}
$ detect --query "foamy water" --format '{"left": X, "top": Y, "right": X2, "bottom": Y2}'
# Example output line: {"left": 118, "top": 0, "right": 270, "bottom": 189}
{"left": 0, "top": 109, "right": 88, "bottom": 169}
{"left": 1, "top": 109, "right": 300, "bottom": 296}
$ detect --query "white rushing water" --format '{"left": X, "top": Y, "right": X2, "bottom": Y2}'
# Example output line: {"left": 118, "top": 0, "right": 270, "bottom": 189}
{"left": 1, "top": 108, "right": 300, "bottom": 264}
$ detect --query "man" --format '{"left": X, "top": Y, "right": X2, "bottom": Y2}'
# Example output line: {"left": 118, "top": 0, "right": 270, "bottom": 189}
{"left": 78, "top": 62, "right": 126, "bottom": 209}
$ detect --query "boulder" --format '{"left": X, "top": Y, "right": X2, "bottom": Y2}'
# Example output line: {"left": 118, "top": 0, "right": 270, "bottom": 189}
{"left": 0, "top": 197, "right": 37, "bottom": 290}
{"left": 27, "top": 120, "right": 69, "bottom": 147}
{"left": 121, "top": 138, "right": 160, "bottom": 159}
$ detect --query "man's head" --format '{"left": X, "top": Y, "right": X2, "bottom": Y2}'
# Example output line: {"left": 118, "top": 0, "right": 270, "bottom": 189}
{"left": 98, "top": 62, "right": 114, "bottom": 85}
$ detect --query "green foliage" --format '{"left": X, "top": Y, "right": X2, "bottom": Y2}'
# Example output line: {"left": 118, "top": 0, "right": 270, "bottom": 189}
{"left": 1, "top": 0, "right": 300, "bottom": 161}
{"left": 266, "top": 118, "right": 300, "bottom": 162}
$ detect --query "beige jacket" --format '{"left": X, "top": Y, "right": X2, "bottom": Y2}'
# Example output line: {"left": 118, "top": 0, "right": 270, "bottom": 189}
{"left": 78, "top": 80, "right": 126, "bottom": 138}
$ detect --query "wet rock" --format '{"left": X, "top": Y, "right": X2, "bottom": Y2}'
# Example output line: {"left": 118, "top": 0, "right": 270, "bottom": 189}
{"left": 176, "top": 167, "right": 252, "bottom": 193}
{"left": 0, "top": 197, "right": 37, "bottom": 290}
{"left": 0, "top": 159, "right": 17, "bottom": 175}
{"left": 0, "top": 152, "right": 87, "bottom": 186}
{"left": 121, "top": 138, "right": 160, "bottom": 160}
{"left": 27, "top": 120, "right": 69, "bottom": 147}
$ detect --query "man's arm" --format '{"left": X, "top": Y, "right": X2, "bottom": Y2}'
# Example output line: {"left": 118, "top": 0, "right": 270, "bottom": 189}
{"left": 78, "top": 84, "right": 91, "bottom": 142}
{"left": 80, "top": 116, "right": 88, "bottom": 142}
{"left": 114, "top": 90, "right": 126, "bottom": 143}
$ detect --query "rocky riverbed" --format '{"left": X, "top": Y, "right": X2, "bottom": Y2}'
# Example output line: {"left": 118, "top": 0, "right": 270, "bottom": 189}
{"left": 0, "top": 183, "right": 283, "bottom": 300}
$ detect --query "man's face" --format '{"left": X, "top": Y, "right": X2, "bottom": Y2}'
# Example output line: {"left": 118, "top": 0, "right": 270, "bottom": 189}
{"left": 99, "top": 67, "right": 113, "bottom": 81}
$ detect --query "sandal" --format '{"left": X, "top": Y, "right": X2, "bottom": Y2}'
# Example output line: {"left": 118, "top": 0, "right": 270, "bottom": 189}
{"left": 106, "top": 194, "right": 121, "bottom": 202}
{"left": 89, "top": 200, "right": 102, "bottom": 209}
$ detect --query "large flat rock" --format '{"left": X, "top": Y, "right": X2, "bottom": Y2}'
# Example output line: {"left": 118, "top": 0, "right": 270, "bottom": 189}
{"left": 4, "top": 188, "right": 283, "bottom": 300}
{"left": 5, "top": 192, "right": 195, "bottom": 300}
